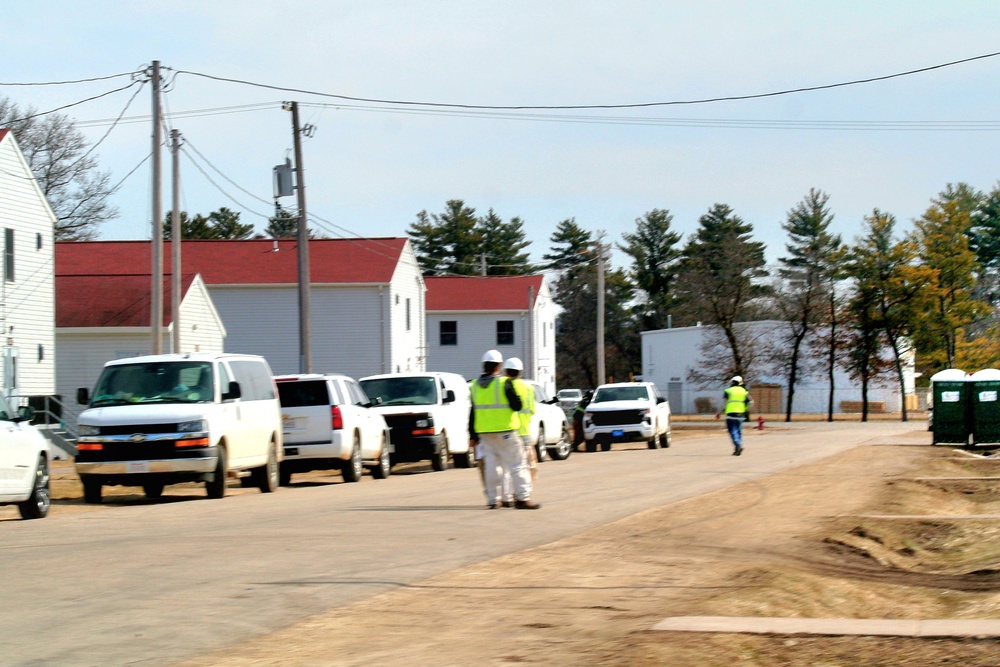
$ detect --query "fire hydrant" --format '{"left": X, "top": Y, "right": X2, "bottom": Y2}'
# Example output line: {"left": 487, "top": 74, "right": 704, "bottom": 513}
{"left": 757, "top": 414, "right": 765, "bottom": 430}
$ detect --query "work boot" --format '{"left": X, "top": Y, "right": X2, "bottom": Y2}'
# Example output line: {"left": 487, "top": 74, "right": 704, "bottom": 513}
{"left": 501, "top": 500, "right": 515, "bottom": 508}
{"left": 487, "top": 502, "right": 500, "bottom": 509}
{"left": 514, "top": 499, "right": 541, "bottom": 510}
{"left": 733, "top": 447, "right": 743, "bottom": 456}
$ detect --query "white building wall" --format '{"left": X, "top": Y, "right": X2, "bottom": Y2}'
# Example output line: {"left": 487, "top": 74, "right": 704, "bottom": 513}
{"left": 642, "top": 322, "right": 913, "bottom": 414}
{"left": 177, "top": 276, "right": 226, "bottom": 354}
{"left": 388, "top": 243, "right": 426, "bottom": 374}
{"left": 530, "top": 281, "right": 557, "bottom": 396}
{"left": 0, "top": 133, "right": 56, "bottom": 399}
{"left": 427, "top": 311, "right": 532, "bottom": 381}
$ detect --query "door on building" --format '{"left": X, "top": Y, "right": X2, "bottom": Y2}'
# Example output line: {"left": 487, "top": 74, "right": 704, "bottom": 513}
{"left": 668, "top": 382, "right": 683, "bottom": 414}
{"left": 2, "top": 346, "right": 19, "bottom": 401}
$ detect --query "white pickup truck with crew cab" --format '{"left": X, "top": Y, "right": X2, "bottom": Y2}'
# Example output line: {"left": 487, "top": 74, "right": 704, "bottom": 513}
{"left": 582, "top": 381, "right": 671, "bottom": 452}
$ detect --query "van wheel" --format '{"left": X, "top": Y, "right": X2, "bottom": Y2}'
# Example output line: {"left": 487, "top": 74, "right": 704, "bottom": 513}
{"left": 370, "top": 435, "right": 391, "bottom": 480}
{"left": 454, "top": 451, "right": 474, "bottom": 468}
{"left": 342, "top": 435, "right": 363, "bottom": 483}
{"left": 18, "top": 456, "right": 50, "bottom": 519}
{"left": 143, "top": 482, "right": 164, "bottom": 499}
{"left": 431, "top": 433, "right": 449, "bottom": 472}
{"left": 206, "top": 447, "right": 228, "bottom": 499}
{"left": 255, "top": 441, "right": 279, "bottom": 493}
{"left": 82, "top": 476, "right": 103, "bottom": 504}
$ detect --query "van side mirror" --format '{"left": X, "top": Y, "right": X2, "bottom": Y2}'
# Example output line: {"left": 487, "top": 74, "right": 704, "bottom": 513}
{"left": 444, "top": 389, "right": 456, "bottom": 404}
{"left": 77, "top": 388, "right": 90, "bottom": 405}
{"left": 222, "top": 381, "right": 242, "bottom": 401}
{"left": 656, "top": 396, "right": 666, "bottom": 404}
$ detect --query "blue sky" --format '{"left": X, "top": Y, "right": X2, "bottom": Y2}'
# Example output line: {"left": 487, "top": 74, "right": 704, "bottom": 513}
{"left": 2, "top": 1, "right": 999, "bottom": 267}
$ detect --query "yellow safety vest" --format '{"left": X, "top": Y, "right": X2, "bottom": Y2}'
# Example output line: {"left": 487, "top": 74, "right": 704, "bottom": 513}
{"left": 470, "top": 376, "right": 519, "bottom": 433}
{"left": 724, "top": 385, "right": 750, "bottom": 414}
{"left": 511, "top": 377, "right": 534, "bottom": 437}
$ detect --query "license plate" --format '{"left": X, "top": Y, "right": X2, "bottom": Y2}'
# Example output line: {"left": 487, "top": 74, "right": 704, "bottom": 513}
{"left": 127, "top": 461, "right": 149, "bottom": 474}
{"left": 612, "top": 429, "right": 624, "bottom": 437}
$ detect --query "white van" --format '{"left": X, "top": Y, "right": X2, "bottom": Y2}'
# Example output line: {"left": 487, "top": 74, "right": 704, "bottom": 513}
{"left": 75, "top": 353, "right": 283, "bottom": 503}
{"left": 359, "top": 372, "right": 472, "bottom": 470}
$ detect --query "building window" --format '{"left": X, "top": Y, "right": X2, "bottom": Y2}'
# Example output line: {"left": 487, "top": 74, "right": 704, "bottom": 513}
{"left": 4, "top": 229, "right": 13, "bottom": 282}
{"left": 406, "top": 298, "right": 411, "bottom": 331}
{"left": 440, "top": 321, "right": 457, "bottom": 346}
{"left": 36, "top": 233, "right": 42, "bottom": 250}
{"left": 497, "top": 320, "right": 514, "bottom": 346}
{"left": 542, "top": 323, "right": 546, "bottom": 348}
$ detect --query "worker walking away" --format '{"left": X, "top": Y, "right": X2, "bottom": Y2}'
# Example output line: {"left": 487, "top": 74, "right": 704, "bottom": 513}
{"left": 469, "top": 350, "right": 540, "bottom": 510}
{"left": 723, "top": 376, "right": 753, "bottom": 456}
{"left": 504, "top": 357, "right": 537, "bottom": 482}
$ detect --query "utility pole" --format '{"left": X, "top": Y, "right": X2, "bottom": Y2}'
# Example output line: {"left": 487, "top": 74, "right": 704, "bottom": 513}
{"left": 150, "top": 60, "right": 163, "bottom": 354}
{"left": 596, "top": 235, "right": 606, "bottom": 386}
{"left": 170, "top": 129, "right": 182, "bottom": 354}
{"left": 480, "top": 253, "right": 487, "bottom": 276}
{"left": 285, "top": 101, "right": 312, "bottom": 373}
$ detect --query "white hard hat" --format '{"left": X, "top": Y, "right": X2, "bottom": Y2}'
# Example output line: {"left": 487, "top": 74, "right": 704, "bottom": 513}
{"left": 731, "top": 375, "right": 743, "bottom": 384}
{"left": 503, "top": 357, "right": 524, "bottom": 371}
{"left": 481, "top": 349, "right": 503, "bottom": 363}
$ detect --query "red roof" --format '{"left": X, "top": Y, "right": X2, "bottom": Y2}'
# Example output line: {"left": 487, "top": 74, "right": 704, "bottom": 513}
{"left": 55, "top": 238, "right": 408, "bottom": 285}
{"left": 57, "top": 274, "right": 196, "bottom": 327}
{"left": 0, "top": 129, "right": 9, "bottom": 143}
{"left": 425, "top": 275, "right": 543, "bottom": 311}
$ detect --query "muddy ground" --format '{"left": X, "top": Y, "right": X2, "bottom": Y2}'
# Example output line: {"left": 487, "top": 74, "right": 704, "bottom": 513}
{"left": 11, "top": 422, "right": 1000, "bottom": 665}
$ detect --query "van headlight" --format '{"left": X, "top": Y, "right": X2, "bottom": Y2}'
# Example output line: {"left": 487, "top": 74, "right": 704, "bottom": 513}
{"left": 415, "top": 417, "right": 434, "bottom": 428}
{"left": 177, "top": 419, "right": 207, "bottom": 433}
{"left": 77, "top": 424, "right": 100, "bottom": 436}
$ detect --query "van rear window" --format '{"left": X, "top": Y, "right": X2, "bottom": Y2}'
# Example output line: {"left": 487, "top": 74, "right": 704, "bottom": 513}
{"left": 277, "top": 380, "right": 330, "bottom": 407}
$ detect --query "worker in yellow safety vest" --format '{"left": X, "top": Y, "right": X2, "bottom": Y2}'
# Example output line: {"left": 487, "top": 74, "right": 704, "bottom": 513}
{"left": 504, "top": 357, "right": 537, "bottom": 485}
{"left": 723, "top": 375, "right": 753, "bottom": 456}
{"left": 469, "top": 350, "right": 540, "bottom": 510}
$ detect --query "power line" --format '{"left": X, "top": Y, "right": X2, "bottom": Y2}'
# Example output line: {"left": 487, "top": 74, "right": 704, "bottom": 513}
{"left": 66, "top": 81, "right": 146, "bottom": 174}
{"left": 182, "top": 137, "right": 274, "bottom": 208}
{"left": 7, "top": 80, "right": 143, "bottom": 123}
{"left": 169, "top": 50, "right": 1000, "bottom": 111}
{"left": 75, "top": 102, "right": 281, "bottom": 128}
{"left": 0, "top": 71, "right": 139, "bottom": 86}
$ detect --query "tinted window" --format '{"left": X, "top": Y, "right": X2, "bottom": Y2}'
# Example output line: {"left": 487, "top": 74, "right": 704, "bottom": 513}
{"left": 496, "top": 320, "right": 514, "bottom": 346}
{"left": 90, "top": 361, "right": 214, "bottom": 405}
{"left": 360, "top": 376, "right": 437, "bottom": 406}
{"left": 230, "top": 360, "right": 276, "bottom": 401}
{"left": 276, "top": 380, "right": 331, "bottom": 407}
{"left": 440, "top": 321, "right": 457, "bottom": 346}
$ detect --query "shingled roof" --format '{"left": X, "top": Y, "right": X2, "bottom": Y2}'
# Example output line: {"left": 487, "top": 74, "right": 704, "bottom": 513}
{"left": 424, "top": 275, "right": 544, "bottom": 312}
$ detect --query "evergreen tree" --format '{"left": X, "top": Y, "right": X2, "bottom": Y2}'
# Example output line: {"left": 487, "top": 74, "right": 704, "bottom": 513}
{"left": 542, "top": 218, "right": 595, "bottom": 276}
{"left": 407, "top": 200, "right": 481, "bottom": 275}
{"left": 618, "top": 209, "right": 682, "bottom": 331}
{"left": 208, "top": 207, "right": 255, "bottom": 239}
{"left": 476, "top": 209, "right": 534, "bottom": 275}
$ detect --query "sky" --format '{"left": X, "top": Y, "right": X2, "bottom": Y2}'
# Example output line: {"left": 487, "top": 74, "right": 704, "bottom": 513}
{"left": 2, "top": 1, "right": 999, "bottom": 269}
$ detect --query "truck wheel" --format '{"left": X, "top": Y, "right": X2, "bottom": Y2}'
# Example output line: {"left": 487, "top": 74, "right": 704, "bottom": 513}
{"left": 600, "top": 439, "right": 612, "bottom": 452}
{"left": 659, "top": 429, "right": 670, "bottom": 448}
{"left": 143, "top": 482, "right": 164, "bottom": 499}
{"left": 18, "top": 455, "right": 50, "bottom": 519}
{"left": 206, "top": 447, "right": 228, "bottom": 499}
{"left": 82, "top": 476, "right": 103, "bottom": 504}
{"left": 342, "top": 435, "right": 363, "bottom": 482}
{"left": 255, "top": 441, "right": 279, "bottom": 493}
{"left": 535, "top": 426, "right": 549, "bottom": 463}
{"left": 370, "top": 435, "right": 391, "bottom": 479}
{"left": 647, "top": 435, "right": 659, "bottom": 449}
{"left": 454, "top": 451, "right": 474, "bottom": 468}
{"left": 548, "top": 424, "right": 572, "bottom": 460}
{"left": 585, "top": 439, "right": 597, "bottom": 453}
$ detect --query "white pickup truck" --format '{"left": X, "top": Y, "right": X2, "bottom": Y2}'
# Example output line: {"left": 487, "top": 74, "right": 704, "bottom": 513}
{"left": 582, "top": 382, "right": 671, "bottom": 452}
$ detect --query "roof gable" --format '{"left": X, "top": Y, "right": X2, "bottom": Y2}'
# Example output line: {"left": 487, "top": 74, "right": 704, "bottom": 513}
{"left": 425, "top": 275, "right": 545, "bottom": 312}
{"left": 56, "top": 274, "right": 196, "bottom": 327}
{"left": 56, "top": 238, "right": 408, "bottom": 285}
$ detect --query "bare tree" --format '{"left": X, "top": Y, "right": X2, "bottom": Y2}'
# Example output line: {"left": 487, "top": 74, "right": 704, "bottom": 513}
{"left": 0, "top": 95, "right": 118, "bottom": 240}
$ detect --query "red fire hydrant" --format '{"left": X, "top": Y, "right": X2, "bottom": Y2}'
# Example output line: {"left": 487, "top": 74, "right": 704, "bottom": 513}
{"left": 757, "top": 414, "right": 765, "bottom": 430}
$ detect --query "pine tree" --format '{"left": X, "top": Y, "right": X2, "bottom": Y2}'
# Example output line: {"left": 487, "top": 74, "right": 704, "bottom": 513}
{"left": 618, "top": 209, "right": 682, "bottom": 331}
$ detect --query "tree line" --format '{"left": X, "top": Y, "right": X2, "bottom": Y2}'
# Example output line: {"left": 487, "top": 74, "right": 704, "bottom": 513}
{"left": 409, "top": 187, "right": 1000, "bottom": 421}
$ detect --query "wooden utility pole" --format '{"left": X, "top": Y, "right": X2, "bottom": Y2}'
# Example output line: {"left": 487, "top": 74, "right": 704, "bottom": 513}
{"left": 170, "top": 129, "right": 182, "bottom": 354}
{"left": 596, "top": 236, "right": 606, "bottom": 386}
{"left": 286, "top": 101, "right": 312, "bottom": 373}
{"left": 150, "top": 60, "right": 163, "bottom": 354}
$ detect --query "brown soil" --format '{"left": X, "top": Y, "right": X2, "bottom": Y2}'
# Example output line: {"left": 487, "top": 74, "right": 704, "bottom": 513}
{"left": 11, "top": 427, "right": 1000, "bottom": 666}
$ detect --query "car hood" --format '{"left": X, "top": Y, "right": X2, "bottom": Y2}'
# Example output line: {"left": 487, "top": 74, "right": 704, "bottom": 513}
{"left": 79, "top": 403, "right": 209, "bottom": 426}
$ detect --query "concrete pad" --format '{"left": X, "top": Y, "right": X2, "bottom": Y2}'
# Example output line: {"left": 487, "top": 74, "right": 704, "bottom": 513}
{"left": 652, "top": 616, "right": 1000, "bottom": 637}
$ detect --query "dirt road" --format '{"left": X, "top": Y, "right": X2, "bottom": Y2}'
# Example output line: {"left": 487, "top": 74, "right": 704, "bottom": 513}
{"left": 172, "top": 429, "right": 1000, "bottom": 666}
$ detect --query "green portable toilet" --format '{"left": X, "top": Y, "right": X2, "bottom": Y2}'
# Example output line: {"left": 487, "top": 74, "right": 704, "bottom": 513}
{"left": 970, "top": 368, "right": 1000, "bottom": 445}
{"left": 930, "top": 369, "right": 969, "bottom": 445}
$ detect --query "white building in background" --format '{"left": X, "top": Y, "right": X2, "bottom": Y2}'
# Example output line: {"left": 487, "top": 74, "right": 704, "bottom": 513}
{"left": 425, "top": 275, "right": 556, "bottom": 395}
{"left": 0, "top": 129, "right": 56, "bottom": 402}
{"left": 56, "top": 237, "right": 426, "bottom": 379}
{"left": 642, "top": 321, "right": 915, "bottom": 415}
{"left": 53, "top": 263, "right": 226, "bottom": 428}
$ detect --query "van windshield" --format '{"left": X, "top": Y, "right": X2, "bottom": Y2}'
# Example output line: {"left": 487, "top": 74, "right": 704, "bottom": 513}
{"left": 91, "top": 362, "right": 214, "bottom": 406}
{"left": 360, "top": 376, "right": 438, "bottom": 406}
